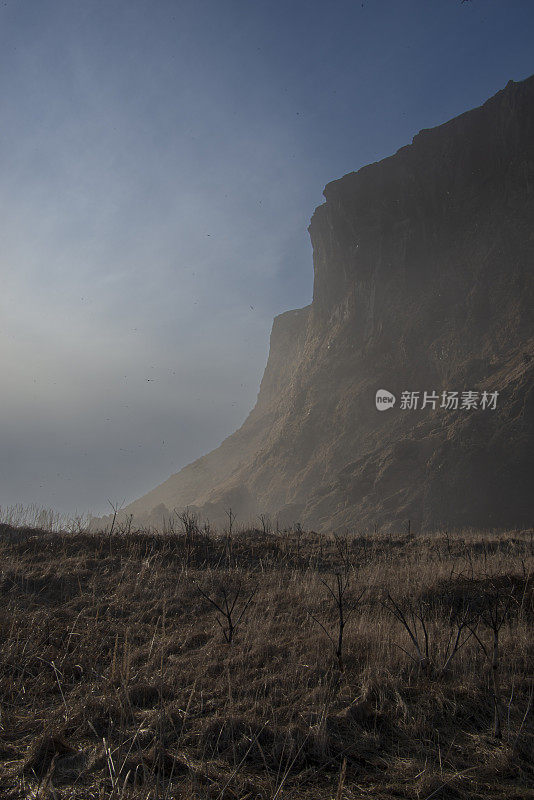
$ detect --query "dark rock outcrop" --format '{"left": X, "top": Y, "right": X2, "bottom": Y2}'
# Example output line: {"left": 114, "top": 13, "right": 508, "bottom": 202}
{"left": 120, "top": 76, "right": 534, "bottom": 533}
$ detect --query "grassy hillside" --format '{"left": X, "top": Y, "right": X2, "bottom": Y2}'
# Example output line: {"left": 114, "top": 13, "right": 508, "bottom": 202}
{"left": 0, "top": 522, "right": 532, "bottom": 799}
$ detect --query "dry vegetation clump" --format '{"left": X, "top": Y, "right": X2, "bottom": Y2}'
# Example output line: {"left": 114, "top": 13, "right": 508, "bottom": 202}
{"left": 0, "top": 522, "right": 532, "bottom": 799}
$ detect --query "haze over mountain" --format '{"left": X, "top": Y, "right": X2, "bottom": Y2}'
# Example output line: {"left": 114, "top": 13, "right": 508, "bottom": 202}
{"left": 106, "top": 76, "right": 534, "bottom": 534}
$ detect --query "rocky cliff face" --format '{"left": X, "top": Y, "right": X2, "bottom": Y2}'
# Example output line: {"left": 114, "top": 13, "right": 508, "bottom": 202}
{"left": 122, "top": 76, "right": 534, "bottom": 533}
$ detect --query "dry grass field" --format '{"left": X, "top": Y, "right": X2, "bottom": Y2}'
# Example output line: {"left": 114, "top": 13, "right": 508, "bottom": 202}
{"left": 0, "top": 518, "right": 532, "bottom": 799}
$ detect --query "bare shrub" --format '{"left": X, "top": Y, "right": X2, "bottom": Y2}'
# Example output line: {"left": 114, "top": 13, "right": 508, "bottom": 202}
{"left": 196, "top": 577, "right": 257, "bottom": 643}
{"left": 308, "top": 571, "right": 365, "bottom": 671}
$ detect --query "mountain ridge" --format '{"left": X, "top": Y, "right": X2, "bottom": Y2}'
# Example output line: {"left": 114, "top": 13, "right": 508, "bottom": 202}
{"left": 110, "top": 75, "right": 534, "bottom": 533}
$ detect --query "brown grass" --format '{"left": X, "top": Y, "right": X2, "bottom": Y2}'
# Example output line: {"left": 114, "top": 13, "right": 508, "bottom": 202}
{"left": 0, "top": 521, "right": 532, "bottom": 799}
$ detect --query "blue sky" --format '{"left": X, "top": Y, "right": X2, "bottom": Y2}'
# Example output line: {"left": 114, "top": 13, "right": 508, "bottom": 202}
{"left": 1, "top": 0, "right": 533, "bottom": 518}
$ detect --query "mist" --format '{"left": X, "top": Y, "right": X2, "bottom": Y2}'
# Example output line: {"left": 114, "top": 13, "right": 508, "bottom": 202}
{"left": 1, "top": 0, "right": 533, "bottom": 516}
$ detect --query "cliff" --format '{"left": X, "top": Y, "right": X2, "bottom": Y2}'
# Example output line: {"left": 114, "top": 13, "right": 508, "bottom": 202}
{"left": 119, "top": 76, "right": 534, "bottom": 533}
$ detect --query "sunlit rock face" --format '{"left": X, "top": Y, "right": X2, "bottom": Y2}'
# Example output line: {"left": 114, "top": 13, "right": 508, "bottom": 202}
{"left": 122, "top": 76, "right": 534, "bottom": 533}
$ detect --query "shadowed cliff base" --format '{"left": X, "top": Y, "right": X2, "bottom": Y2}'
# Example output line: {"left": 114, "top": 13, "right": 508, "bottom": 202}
{"left": 110, "top": 75, "right": 534, "bottom": 534}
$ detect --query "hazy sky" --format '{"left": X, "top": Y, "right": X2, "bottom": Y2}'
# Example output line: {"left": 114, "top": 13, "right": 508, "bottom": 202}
{"left": 1, "top": 0, "right": 533, "bottom": 519}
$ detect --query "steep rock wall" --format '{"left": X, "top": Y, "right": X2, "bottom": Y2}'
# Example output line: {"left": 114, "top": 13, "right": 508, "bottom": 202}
{"left": 119, "top": 76, "right": 534, "bottom": 533}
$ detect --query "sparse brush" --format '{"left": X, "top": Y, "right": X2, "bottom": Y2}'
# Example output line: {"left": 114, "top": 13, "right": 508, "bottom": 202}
{"left": 308, "top": 571, "right": 365, "bottom": 671}
{"left": 0, "top": 520, "right": 532, "bottom": 799}
{"left": 196, "top": 577, "right": 257, "bottom": 644}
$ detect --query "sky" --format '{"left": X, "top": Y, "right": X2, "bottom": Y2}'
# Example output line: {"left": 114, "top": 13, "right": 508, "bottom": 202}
{"left": 1, "top": 0, "right": 533, "bottom": 520}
